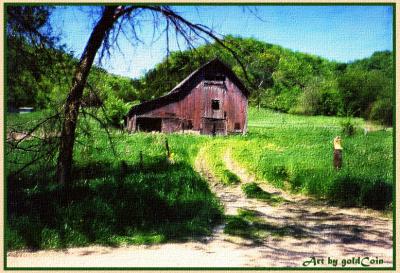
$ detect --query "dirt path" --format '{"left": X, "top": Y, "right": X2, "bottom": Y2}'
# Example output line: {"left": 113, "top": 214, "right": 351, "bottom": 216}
{"left": 219, "top": 148, "right": 392, "bottom": 266}
{"left": 7, "top": 147, "right": 393, "bottom": 268}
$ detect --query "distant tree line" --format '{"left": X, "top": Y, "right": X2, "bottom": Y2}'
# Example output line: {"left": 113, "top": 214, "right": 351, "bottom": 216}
{"left": 7, "top": 35, "right": 393, "bottom": 126}
{"left": 134, "top": 36, "right": 393, "bottom": 126}
{"left": 7, "top": 37, "right": 138, "bottom": 127}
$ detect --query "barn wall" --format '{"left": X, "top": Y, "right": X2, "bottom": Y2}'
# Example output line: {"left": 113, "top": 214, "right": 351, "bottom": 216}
{"left": 162, "top": 118, "right": 182, "bottom": 133}
{"left": 127, "top": 73, "right": 247, "bottom": 134}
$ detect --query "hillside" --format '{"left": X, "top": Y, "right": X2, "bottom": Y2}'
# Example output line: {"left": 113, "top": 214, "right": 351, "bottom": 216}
{"left": 134, "top": 36, "right": 393, "bottom": 125}
{"left": 7, "top": 36, "right": 393, "bottom": 126}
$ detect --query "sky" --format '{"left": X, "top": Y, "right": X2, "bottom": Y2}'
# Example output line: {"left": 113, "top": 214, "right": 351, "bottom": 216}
{"left": 50, "top": 5, "right": 393, "bottom": 79}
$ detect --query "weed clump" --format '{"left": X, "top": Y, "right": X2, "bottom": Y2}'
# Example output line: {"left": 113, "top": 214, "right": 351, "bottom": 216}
{"left": 341, "top": 118, "right": 356, "bottom": 136}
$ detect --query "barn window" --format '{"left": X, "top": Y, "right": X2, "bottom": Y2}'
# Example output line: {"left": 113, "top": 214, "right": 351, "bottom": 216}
{"left": 212, "top": 100, "right": 220, "bottom": 110}
{"left": 224, "top": 111, "right": 227, "bottom": 118}
{"left": 205, "top": 73, "right": 225, "bottom": 82}
{"left": 215, "top": 74, "right": 226, "bottom": 81}
{"left": 234, "top": 122, "right": 241, "bottom": 130}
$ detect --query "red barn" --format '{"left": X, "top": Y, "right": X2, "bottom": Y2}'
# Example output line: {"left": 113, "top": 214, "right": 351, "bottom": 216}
{"left": 126, "top": 58, "right": 249, "bottom": 135}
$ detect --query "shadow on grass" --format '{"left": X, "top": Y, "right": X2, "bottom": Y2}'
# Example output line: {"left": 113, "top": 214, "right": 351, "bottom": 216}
{"left": 222, "top": 205, "right": 392, "bottom": 259}
{"left": 7, "top": 158, "right": 223, "bottom": 251}
{"left": 241, "top": 182, "right": 287, "bottom": 206}
{"left": 224, "top": 209, "right": 306, "bottom": 245}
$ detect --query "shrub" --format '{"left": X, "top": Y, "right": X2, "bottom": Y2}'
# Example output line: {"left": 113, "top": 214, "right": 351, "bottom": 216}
{"left": 40, "top": 228, "right": 61, "bottom": 249}
{"left": 328, "top": 174, "right": 362, "bottom": 207}
{"left": 7, "top": 227, "right": 26, "bottom": 250}
{"left": 103, "top": 95, "right": 132, "bottom": 128}
{"left": 10, "top": 216, "right": 42, "bottom": 249}
{"left": 328, "top": 174, "right": 392, "bottom": 210}
{"left": 369, "top": 98, "right": 393, "bottom": 126}
{"left": 340, "top": 118, "right": 356, "bottom": 136}
{"left": 360, "top": 180, "right": 392, "bottom": 210}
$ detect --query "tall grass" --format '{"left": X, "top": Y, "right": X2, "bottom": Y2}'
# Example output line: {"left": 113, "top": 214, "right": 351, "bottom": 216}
{"left": 6, "top": 114, "right": 223, "bottom": 250}
{"left": 201, "top": 140, "right": 240, "bottom": 185}
{"left": 6, "top": 107, "right": 393, "bottom": 250}
{"left": 234, "top": 108, "right": 393, "bottom": 209}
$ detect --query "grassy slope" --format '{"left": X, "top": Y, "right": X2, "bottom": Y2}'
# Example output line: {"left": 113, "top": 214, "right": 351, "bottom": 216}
{"left": 7, "top": 115, "right": 223, "bottom": 250}
{"left": 6, "top": 107, "right": 393, "bottom": 250}
{"left": 234, "top": 108, "right": 393, "bottom": 208}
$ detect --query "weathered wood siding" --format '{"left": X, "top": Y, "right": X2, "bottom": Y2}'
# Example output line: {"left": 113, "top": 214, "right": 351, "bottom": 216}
{"left": 129, "top": 73, "right": 247, "bottom": 134}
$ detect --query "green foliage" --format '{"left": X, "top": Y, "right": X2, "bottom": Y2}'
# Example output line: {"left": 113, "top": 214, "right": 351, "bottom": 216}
{"left": 328, "top": 174, "right": 392, "bottom": 210}
{"left": 7, "top": 30, "right": 393, "bottom": 126}
{"left": 40, "top": 228, "right": 62, "bottom": 249}
{"left": 340, "top": 118, "right": 356, "bottom": 136}
{"left": 369, "top": 98, "right": 393, "bottom": 126}
{"left": 6, "top": 37, "right": 139, "bottom": 113}
{"left": 136, "top": 36, "right": 392, "bottom": 126}
{"left": 6, "top": 117, "right": 223, "bottom": 250}
{"left": 236, "top": 107, "right": 393, "bottom": 204}
{"left": 6, "top": 106, "right": 393, "bottom": 250}
{"left": 338, "top": 51, "right": 393, "bottom": 125}
{"left": 294, "top": 77, "right": 342, "bottom": 116}
{"left": 102, "top": 95, "right": 132, "bottom": 128}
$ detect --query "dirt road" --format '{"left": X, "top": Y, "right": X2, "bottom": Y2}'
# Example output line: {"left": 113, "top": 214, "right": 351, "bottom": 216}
{"left": 7, "top": 148, "right": 393, "bottom": 268}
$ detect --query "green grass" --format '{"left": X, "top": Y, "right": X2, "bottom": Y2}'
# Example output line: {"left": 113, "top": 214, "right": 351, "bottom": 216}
{"left": 223, "top": 208, "right": 304, "bottom": 243}
{"left": 201, "top": 141, "right": 240, "bottom": 185}
{"left": 6, "top": 113, "right": 223, "bottom": 250}
{"left": 234, "top": 108, "right": 393, "bottom": 209}
{"left": 6, "top": 107, "right": 393, "bottom": 250}
{"left": 241, "top": 182, "right": 286, "bottom": 206}
{"left": 248, "top": 107, "right": 366, "bottom": 129}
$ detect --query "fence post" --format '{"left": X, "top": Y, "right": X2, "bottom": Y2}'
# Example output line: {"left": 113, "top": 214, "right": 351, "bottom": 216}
{"left": 333, "top": 136, "right": 343, "bottom": 170}
{"left": 165, "top": 139, "right": 171, "bottom": 158}
{"left": 140, "top": 151, "right": 143, "bottom": 170}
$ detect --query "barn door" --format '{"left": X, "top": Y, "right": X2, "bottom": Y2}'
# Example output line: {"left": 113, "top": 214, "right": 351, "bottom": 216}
{"left": 202, "top": 118, "right": 227, "bottom": 135}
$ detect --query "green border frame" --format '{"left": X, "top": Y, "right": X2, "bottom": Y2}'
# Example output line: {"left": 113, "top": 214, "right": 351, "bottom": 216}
{"left": 2, "top": 2, "right": 397, "bottom": 271}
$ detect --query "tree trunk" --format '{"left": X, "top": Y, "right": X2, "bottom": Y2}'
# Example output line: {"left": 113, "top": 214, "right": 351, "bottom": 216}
{"left": 56, "top": 6, "right": 118, "bottom": 185}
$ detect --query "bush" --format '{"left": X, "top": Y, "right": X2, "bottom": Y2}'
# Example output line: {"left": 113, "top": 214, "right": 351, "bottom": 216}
{"left": 7, "top": 227, "right": 26, "bottom": 250}
{"left": 40, "top": 228, "right": 62, "bottom": 249}
{"left": 360, "top": 180, "right": 392, "bottom": 210}
{"left": 328, "top": 175, "right": 362, "bottom": 207}
{"left": 340, "top": 118, "right": 356, "bottom": 136}
{"left": 369, "top": 98, "right": 393, "bottom": 126}
{"left": 103, "top": 95, "right": 132, "bottom": 128}
{"left": 7, "top": 162, "right": 224, "bottom": 250}
{"left": 272, "top": 86, "right": 301, "bottom": 112}
{"left": 10, "top": 216, "right": 43, "bottom": 249}
{"left": 328, "top": 174, "right": 392, "bottom": 209}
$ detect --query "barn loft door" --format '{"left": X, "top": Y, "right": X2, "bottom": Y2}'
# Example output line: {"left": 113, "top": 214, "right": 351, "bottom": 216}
{"left": 203, "top": 84, "right": 226, "bottom": 119}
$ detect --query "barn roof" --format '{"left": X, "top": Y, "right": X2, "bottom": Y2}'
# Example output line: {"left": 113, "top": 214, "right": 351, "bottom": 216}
{"left": 127, "top": 58, "right": 249, "bottom": 117}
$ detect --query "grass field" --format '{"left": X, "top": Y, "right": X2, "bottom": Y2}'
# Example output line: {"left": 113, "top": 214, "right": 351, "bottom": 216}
{"left": 6, "top": 107, "right": 393, "bottom": 250}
